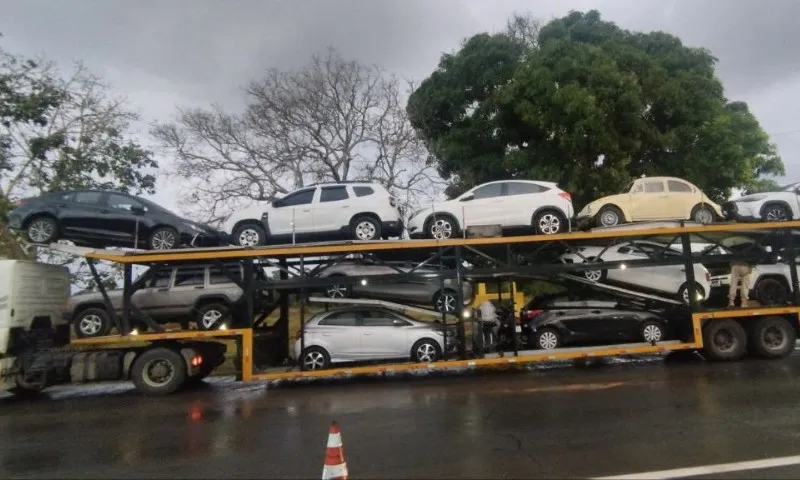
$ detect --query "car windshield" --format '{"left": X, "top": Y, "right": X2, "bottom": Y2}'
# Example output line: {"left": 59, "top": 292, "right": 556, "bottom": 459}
{"left": 621, "top": 181, "right": 635, "bottom": 194}
{"left": 779, "top": 182, "right": 800, "bottom": 192}
{"left": 138, "top": 197, "right": 184, "bottom": 219}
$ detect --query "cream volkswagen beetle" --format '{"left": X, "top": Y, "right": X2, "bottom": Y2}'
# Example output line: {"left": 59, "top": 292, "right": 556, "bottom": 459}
{"left": 576, "top": 176, "right": 723, "bottom": 228}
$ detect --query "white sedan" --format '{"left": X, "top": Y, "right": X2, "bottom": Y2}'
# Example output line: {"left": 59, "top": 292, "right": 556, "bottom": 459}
{"left": 559, "top": 240, "right": 712, "bottom": 304}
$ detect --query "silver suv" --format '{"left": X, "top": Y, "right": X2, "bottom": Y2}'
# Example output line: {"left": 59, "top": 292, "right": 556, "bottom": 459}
{"left": 317, "top": 258, "right": 474, "bottom": 313}
{"left": 66, "top": 263, "right": 245, "bottom": 338}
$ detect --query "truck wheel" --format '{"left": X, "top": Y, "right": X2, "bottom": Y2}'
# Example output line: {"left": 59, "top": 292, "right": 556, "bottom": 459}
{"left": 74, "top": 308, "right": 112, "bottom": 338}
{"left": 131, "top": 347, "right": 187, "bottom": 396}
{"left": 749, "top": 316, "right": 796, "bottom": 359}
{"left": 195, "top": 303, "right": 229, "bottom": 330}
{"left": 702, "top": 319, "right": 747, "bottom": 361}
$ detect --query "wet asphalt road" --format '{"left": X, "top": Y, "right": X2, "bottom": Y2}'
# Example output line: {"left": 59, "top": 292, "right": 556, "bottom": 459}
{"left": 3, "top": 354, "right": 800, "bottom": 479}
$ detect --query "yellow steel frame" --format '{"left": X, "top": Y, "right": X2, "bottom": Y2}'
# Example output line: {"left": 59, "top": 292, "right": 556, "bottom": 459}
{"left": 80, "top": 220, "right": 800, "bottom": 264}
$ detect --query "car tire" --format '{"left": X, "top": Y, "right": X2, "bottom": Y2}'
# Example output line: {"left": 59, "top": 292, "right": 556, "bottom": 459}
{"left": 425, "top": 214, "right": 459, "bottom": 239}
{"left": 351, "top": 216, "right": 382, "bottom": 241}
{"left": 762, "top": 203, "right": 791, "bottom": 222}
{"left": 755, "top": 277, "right": 789, "bottom": 305}
{"left": 702, "top": 319, "right": 747, "bottom": 361}
{"left": 583, "top": 258, "right": 606, "bottom": 282}
{"left": 195, "top": 303, "right": 230, "bottom": 330}
{"left": 748, "top": 316, "right": 796, "bottom": 359}
{"left": 300, "top": 346, "right": 331, "bottom": 370}
{"left": 73, "top": 307, "right": 112, "bottom": 338}
{"left": 678, "top": 282, "right": 705, "bottom": 305}
{"left": 411, "top": 338, "right": 442, "bottom": 363}
{"left": 25, "top": 216, "right": 59, "bottom": 244}
{"left": 534, "top": 327, "right": 561, "bottom": 350}
{"left": 149, "top": 227, "right": 179, "bottom": 250}
{"left": 233, "top": 223, "right": 267, "bottom": 247}
{"left": 533, "top": 210, "right": 566, "bottom": 235}
{"left": 691, "top": 204, "right": 716, "bottom": 224}
{"left": 641, "top": 320, "right": 665, "bottom": 344}
{"left": 434, "top": 289, "right": 458, "bottom": 314}
{"left": 324, "top": 274, "right": 351, "bottom": 299}
{"left": 596, "top": 205, "right": 623, "bottom": 228}
{"left": 130, "top": 347, "right": 188, "bottom": 396}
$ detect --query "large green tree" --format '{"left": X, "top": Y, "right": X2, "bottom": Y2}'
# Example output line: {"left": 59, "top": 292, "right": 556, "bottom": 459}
{"left": 407, "top": 10, "right": 784, "bottom": 206}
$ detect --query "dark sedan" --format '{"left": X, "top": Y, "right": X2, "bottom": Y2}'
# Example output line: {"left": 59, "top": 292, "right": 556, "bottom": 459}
{"left": 519, "top": 290, "right": 671, "bottom": 350}
{"left": 8, "top": 190, "right": 230, "bottom": 250}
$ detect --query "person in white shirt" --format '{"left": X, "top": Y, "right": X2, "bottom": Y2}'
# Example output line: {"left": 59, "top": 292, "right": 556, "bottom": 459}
{"left": 478, "top": 300, "right": 499, "bottom": 350}
{"left": 479, "top": 300, "right": 498, "bottom": 324}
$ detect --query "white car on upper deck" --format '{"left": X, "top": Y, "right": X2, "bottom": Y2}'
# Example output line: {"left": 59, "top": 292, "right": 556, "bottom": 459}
{"left": 221, "top": 182, "right": 403, "bottom": 246}
{"left": 406, "top": 180, "right": 574, "bottom": 239}
{"left": 722, "top": 182, "right": 800, "bottom": 222}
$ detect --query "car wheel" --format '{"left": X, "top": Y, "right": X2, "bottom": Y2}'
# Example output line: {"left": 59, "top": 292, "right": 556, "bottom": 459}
{"left": 755, "top": 277, "right": 789, "bottom": 305}
{"left": 641, "top": 320, "right": 665, "bottom": 343}
{"left": 426, "top": 215, "right": 458, "bottom": 239}
{"left": 596, "top": 206, "right": 623, "bottom": 228}
{"left": 763, "top": 203, "right": 791, "bottom": 222}
{"left": 583, "top": 258, "right": 606, "bottom": 282}
{"left": 233, "top": 223, "right": 266, "bottom": 247}
{"left": 301, "top": 346, "right": 331, "bottom": 370}
{"left": 434, "top": 290, "right": 458, "bottom": 314}
{"left": 702, "top": 319, "right": 747, "bottom": 361}
{"left": 533, "top": 210, "right": 566, "bottom": 235}
{"left": 195, "top": 303, "right": 229, "bottom": 330}
{"left": 73, "top": 308, "right": 112, "bottom": 338}
{"left": 26, "top": 216, "right": 59, "bottom": 244}
{"left": 149, "top": 227, "right": 179, "bottom": 250}
{"left": 351, "top": 216, "right": 382, "bottom": 241}
{"left": 535, "top": 327, "right": 561, "bottom": 350}
{"left": 748, "top": 316, "right": 796, "bottom": 359}
{"left": 325, "top": 275, "right": 351, "bottom": 299}
{"left": 691, "top": 205, "right": 715, "bottom": 224}
{"left": 130, "top": 347, "right": 188, "bottom": 396}
{"left": 411, "top": 338, "right": 442, "bottom": 363}
{"left": 678, "top": 282, "right": 705, "bottom": 305}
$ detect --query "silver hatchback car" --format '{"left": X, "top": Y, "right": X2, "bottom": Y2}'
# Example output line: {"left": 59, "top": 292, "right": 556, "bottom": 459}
{"left": 292, "top": 307, "right": 457, "bottom": 370}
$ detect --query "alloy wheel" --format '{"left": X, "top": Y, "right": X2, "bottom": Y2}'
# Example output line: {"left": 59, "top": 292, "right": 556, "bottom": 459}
{"left": 642, "top": 324, "right": 663, "bottom": 342}
{"left": 765, "top": 207, "right": 788, "bottom": 222}
{"left": 436, "top": 293, "right": 456, "bottom": 313}
{"left": 538, "top": 214, "right": 561, "bottom": 235}
{"left": 538, "top": 331, "right": 559, "bottom": 350}
{"left": 201, "top": 309, "right": 223, "bottom": 329}
{"left": 416, "top": 343, "right": 437, "bottom": 362}
{"left": 28, "top": 219, "right": 54, "bottom": 243}
{"left": 326, "top": 285, "right": 348, "bottom": 298}
{"left": 79, "top": 314, "right": 104, "bottom": 336}
{"left": 303, "top": 351, "right": 326, "bottom": 370}
{"left": 152, "top": 230, "right": 176, "bottom": 250}
{"left": 430, "top": 219, "right": 453, "bottom": 239}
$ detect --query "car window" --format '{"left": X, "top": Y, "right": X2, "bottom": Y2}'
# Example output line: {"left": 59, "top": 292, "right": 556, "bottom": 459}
{"left": 353, "top": 186, "right": 374, "bottom": 197}
{"left": 644, "top": 180, "right": 665, "bottom": 193}
{"left": 279, "top": 189, "right": 315, "bottom": 207}
{"left": 631, "top": 182, "right": 644, "bottom": 193}
{"left": 73, "top": 191, "right": 103, "bottom": 205}
{"left": 174, "top": 267, "right": 205, "bottom": 287}
{"left": 106, "top": 193, "right": 145, "bottom": 212}
{"left": 667, "top": 180, "right": 693, "bottom": 193}
{"left": 318, "top": 312, "right": 358, "bottom": 326}
{"left": 320, "top": 186, "right": 349, "bottom": 203}
{"left": 147, "top": 269, "right": 173, "bottom": 288}
{"left": 360, "top": 310, "right": 398, "bottom": 326}
{"left": 472, "top": 183, "right": 503, "bottom": 199}
{"left": 506, "top": 182, "right": 545, "bottom": 196}
{"left": 209, "top": 265, "right": 242, "bottom": 284}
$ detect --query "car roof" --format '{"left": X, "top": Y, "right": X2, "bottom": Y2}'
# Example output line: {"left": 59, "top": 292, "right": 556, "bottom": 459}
{"left": 311, "top": 306, "right": 414, "bottom": 319}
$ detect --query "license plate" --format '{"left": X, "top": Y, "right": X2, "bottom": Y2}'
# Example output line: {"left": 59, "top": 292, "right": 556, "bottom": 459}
{"left": 711, "top": 280, "right": 722, "bottom": 287}
{"left": 515, "top": 325, "right": 522, "bottom": 333}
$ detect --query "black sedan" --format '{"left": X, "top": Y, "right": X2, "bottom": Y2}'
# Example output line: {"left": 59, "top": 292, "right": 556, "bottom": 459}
{"left": 7, "top": 190, "right": 230, "bottom": 250}
{"left": 519, "top": 290, "right": 671, "bottom": 350}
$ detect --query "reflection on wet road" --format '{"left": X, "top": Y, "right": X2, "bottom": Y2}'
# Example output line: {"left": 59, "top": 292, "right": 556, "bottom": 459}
{"left": 4, "top": 354, "right": 800, "bottom": 479}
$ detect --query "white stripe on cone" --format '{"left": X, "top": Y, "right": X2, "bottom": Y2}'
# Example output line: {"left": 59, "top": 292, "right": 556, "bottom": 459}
{"left": 323, "top": 462, "right": 348, "bottom": 479}
{"left": 327, "top": 433, "right": 342, "bottom": 448}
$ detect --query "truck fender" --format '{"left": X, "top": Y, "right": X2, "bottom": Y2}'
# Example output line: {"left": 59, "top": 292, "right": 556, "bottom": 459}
{"left": 122, "top": 351, "right": 138, "bottom": 379}
{"left": 179, "top": 346, "right": 204, "bottom": 377}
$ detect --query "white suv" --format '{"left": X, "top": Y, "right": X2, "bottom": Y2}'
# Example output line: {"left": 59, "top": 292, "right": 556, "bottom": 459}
{"left": 222, "top": 182, "right": 403, "bottom": 246}
{"left": 406, "top": 180, "right": 574, "bottom": 239}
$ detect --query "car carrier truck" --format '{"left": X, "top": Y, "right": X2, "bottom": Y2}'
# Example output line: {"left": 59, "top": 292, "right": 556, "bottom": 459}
{"left": 0, "top": 259, "right": 228, "bottom": 396}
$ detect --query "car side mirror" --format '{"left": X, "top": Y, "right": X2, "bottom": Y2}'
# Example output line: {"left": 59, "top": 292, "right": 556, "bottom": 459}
{"left": 130, "top": 205, "right": 146, "bottom": 215}
{"left": 460, "top": 194, "right": 474, "bottom": 202}
{"left": 392, "top": 319, "right": 405, "bottom": 327}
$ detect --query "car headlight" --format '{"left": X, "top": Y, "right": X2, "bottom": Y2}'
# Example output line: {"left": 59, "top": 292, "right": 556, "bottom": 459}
{"left": 185, "top": 223, "right": 202, "bottom": 232}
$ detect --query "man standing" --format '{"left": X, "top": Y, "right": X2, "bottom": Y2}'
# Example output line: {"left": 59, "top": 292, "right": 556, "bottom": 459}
{"left": 729, "top": 260, "right": 754, "bottom": 308}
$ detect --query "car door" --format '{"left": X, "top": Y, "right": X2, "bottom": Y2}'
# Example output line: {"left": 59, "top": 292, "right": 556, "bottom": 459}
{"left": 313, "top": 311, "right": 362, "bottom": 361}
{"left": 665, "top": 179, "right": 699, "bottom": 219}
{"left": 357, "top": 310, "right": 409, "bottom": 359}
{"left": 504, "top": 181, "right": 548, "bottom": 227}
{"left": 629, "top": 179, "right": 668, "bottom": 220}
{"left": 313, "top": 186, "right": 351, "bottom": 234}
{"left": 58, "top": 191, "right": 106, "bottom": 238}
{"left": 268, "top": 188, "right": 317, "bottom": 237}
{"left": 132, "top": 268, "right": 175, "bottom": 321}
{"left": 99, "top": 192, "right": 149, "bottom": 246}
{"left": 459, "top": 182, "right": 506, "bottom": 227}
{"left": 161, "top": 266, "right": 206, "bottom": 316}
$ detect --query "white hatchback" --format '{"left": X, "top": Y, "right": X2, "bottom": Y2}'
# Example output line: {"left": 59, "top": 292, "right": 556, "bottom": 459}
{"left": 222, "top": 182, "right": 403, "bottom": 246}
{"left": 406, "top": 180, "right": 574, "bottom": 239}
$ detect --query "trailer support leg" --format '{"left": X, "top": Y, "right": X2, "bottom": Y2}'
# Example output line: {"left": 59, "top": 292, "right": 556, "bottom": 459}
{"left": 299, "top": 255, "right": 306, "bottom": 371}
{"left": 86, "top": 259, "right": 123, "bottom": 334}
{"left": 786, "top": 229, "right": 799, "bottom": 306}
{"left": 454, "top": 246, "right": 466, "bottom": 360}
{"left": 680, "top": 233, "right": 699, "bottom": 312}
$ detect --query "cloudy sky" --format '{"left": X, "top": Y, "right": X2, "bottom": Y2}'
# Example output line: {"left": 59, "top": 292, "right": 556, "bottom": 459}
{"left": 2, "top": 0, "right": 799, "bottom": 213}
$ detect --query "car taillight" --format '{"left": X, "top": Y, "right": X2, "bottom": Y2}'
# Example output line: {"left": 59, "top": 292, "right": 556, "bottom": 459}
{"left": 522, "top": 309, "right": 543, "bottom": 320}
{"left": 705, "top": 271, "right": 711, "bottom": 282}
{"left": 559, "top": 192, "right": 572, "bottom": 201}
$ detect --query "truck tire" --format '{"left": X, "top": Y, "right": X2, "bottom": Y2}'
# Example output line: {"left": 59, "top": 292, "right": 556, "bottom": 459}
{"left": 130, "top": 347, "right": 187, "bottom": 396}
{"left": 749, "top": 316, "right": 796, "bottom": 359}
{"left": 702, "top": 319, "right": 747, "bottom": 361}
{"left": 74, "top": 307, "right": 112, "bottom": 338}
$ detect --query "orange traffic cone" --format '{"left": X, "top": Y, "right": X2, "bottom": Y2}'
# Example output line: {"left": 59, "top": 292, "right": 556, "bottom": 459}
{"left": 322, "top": 421, "right": 348, "bottom": 480}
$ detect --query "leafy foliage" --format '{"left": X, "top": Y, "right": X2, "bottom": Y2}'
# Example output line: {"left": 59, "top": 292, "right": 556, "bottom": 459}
{"left": 407, "top": 11, "right": 784, "bottom": 207}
